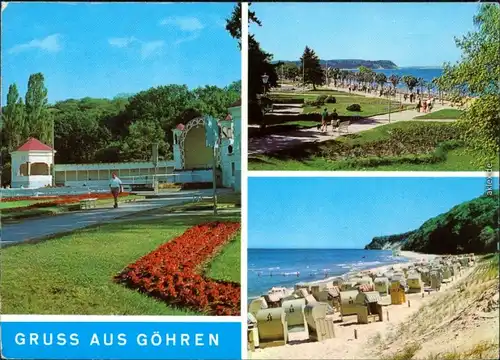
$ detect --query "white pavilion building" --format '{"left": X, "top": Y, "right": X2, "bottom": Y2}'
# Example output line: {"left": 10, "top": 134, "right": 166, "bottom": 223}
{"left": 9, "top": 101, "right": 241, "bottom": 193}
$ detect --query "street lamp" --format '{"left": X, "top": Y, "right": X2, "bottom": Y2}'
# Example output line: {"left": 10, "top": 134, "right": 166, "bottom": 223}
{"left": 386, "top": 82, "right": 391, "bottom": 123}
{"left": 261, "top": 73, "right": 269, "bottom": 95}
{"left": 52, "top": 117, "right": 55, "bottom": 186}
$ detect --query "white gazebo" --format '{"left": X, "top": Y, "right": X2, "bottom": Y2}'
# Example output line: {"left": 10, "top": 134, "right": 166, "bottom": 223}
{"left": 10, "top": 138, "right": 55, "bottom": 189}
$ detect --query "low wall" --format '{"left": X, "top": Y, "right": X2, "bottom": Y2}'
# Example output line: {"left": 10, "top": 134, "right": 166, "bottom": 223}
{"left": 11, "top": 176, "right": 52, "bottom": 189}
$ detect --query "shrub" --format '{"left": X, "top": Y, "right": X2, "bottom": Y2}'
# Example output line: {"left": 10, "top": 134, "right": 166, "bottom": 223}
{"left": 248, "top": 100, "right": 264, "bottom": 125}
{"left": 268, "top": 97, "right": 304, "bottom": 105}
{"left": 346, "top": 104, "right": 362, "bottom": 111}
{"left": 305, "top": 95, "right": 328, "bottom": 107}
{"left": 326, "top": 95, "right": 337, "bottom": 104}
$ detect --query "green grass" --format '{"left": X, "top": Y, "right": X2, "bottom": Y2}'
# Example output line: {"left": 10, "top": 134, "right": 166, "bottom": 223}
{"left": 0, "top": 212, "right": 240, "bottom": 315}
{"left": 414, "top": 108, "right": 464, "bottom": 120}
{"left": 249, "top": 146, "right": 496, "bottom": 172}
{"left": 248, "top": 121, "right": 498, "bottom": 171}
{"left": 205, "top": 233, "right": 241, "bottom": 283}
{"left": 303, "top": 95, "right": 411, "bottom": 118}
{"left": 0, "top": 200, "right": 52, "bottom": 209}
{"left": 1, "top": 195, "right": 144, "bottom": 223}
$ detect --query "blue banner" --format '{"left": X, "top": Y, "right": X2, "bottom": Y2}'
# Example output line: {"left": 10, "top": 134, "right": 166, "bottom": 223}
{"left": 204, "top": 116, "right": 219, "bottom": 148}
{"left": 1, "top": 321, "right": 241, "bottom": 359}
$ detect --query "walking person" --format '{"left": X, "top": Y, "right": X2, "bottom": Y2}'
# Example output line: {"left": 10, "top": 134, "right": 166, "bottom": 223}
{"left": 422, "top": 99, "right": 428, "bottom": 113}
{"left": 321, "top": 108, "right": 328, "bottom": 133}
{"left": 109, "top": 173, "right": 123, "bottom": 209}
{"left": 416, "top": 99, "right": 422, "bottom": 113}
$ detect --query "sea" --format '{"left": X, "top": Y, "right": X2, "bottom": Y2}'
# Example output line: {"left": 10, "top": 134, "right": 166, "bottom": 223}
{"left": 248, "top": 248, "right": 411, "bottom": 299}
{"left": 349, "top": 67, "right": 444, "bottom": 90}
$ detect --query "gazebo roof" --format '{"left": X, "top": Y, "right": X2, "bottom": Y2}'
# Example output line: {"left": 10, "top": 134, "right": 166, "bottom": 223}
{"left": 15, "top": 138, "right": 53, "bottom": 152}
{"left": 229, "top": 99, "right": 241, "bottom": 107}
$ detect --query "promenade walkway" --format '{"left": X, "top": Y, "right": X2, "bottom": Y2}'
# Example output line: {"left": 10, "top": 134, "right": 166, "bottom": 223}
{"left": 0, "top": 189, "right": 232, "bottom": 246}
{"left": 249, "top": 96, "right": 456, "bottom": 155}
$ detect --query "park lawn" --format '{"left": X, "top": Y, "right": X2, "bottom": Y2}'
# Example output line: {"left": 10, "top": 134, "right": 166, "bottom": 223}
{"left": 414, "top": 108, "right": 464, "bottom": 119}
{"left": 303, "top": 95, "right": 411, "bottom": 117}
{"left": 0, "top": 200, "right": 53, "bottom": 209}
{"left": 205, "top": 233, "right": 241, "bottom": 283}
{"left": 0, "top": 212, "right": 240, "bottom": 315}
{"left": 1, "top": 195, "right": 144, "bottom": 223}
{"left": 268, "top": 90, "right": 412, "bottom": 118}
{"left": 249, "top": 147, "right": 496, "bottom": 171}
{"left": 248, "top": 121, "right": 496, "bottom": 171}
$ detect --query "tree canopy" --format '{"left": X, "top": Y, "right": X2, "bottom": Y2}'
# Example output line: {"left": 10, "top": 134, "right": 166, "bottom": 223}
{"left": 439, "top": 3, "right": 500, "bottom": 163}
{"left": 300, "top": 46, "right": 325, "bottom": 90}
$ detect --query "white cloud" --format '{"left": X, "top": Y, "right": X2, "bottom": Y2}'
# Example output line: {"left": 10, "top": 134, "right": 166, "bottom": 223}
{"left": 108, "top": 36, "right": 164, "bottom": 59}
{"left": 108, "top": 37, "right": 137, "bottom": 48}
{"left": 159, "top": 16, "right": 204, "bottom": 31}
{"left": 140, "top": 40, "right": 165, "bottom": 59}
{"left": 8, "top": 34, "right": 62, "bottom": 54}
{"left": 174, "top": 33, "right": 199, "bottom": 45}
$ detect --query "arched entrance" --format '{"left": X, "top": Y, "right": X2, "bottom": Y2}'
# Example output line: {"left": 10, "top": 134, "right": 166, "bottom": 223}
{"left": 179, "top": 117, "right": 221, "bottom": 169}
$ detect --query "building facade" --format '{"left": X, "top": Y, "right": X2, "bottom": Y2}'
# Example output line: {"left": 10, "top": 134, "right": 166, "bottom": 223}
{"left": 9, "top": 102, "right": 241, "bottom": 193}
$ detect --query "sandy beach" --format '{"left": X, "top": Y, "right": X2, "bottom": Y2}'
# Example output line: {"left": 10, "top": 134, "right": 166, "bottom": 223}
{"left": 249, "top": 254, "right": 499, "bottom": 360}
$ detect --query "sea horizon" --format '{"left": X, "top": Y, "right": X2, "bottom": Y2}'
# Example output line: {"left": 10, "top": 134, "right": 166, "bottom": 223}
{"left": 248, "top": 248, "right": 410, "bottom": 298}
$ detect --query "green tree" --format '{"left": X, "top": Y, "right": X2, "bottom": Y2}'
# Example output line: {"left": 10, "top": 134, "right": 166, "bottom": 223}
{"left": 402, "top": 75, "right": 418, "bottom": 93}
{"left": 388, "top": 74, "right": 401, "bottom": 90}
{"left": 416, "top": 77, "right": 425, "bottom": 94}
{"left": 124, "top": 85, "right": 195, "bottom": 134}
{"left": 332, "top": 68, "right": 341, "bottom": 86}
{"left": 121, "top": 120, "right": 169, "bottom": 161}
{"left": 375, "top": 73, "right": 387, "bottom": 90}
{"left": 25, "top": 73, "right": 51, "bottom": 144}
{"left": 53, "top": 109, "right": 110, "bottom": 164}
{"left": 300, "top": 46, "right": 324, "bottom": 90}
{"left": 282, "top": 62, "right": 300, "bottom": 81}
{"left": 2, "top": 84, "right": 27, "bottom": 151}
{"left": 440, "top": 3, "right": 500, "bottom": 163}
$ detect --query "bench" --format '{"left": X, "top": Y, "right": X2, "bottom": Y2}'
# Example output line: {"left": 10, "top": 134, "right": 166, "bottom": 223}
{"left": 79, "top": 198, "right": 97, "bottom": 210}
{"left": 332, "top": 120, "right": 350, "bottom": 134}
{"left": 338, "top": 121, "right": 350, "bottom": 134}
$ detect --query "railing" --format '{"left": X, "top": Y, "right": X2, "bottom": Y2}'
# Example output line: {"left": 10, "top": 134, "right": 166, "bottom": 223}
{"left": 0, "top": 186, "right": 109, "bottom": 199}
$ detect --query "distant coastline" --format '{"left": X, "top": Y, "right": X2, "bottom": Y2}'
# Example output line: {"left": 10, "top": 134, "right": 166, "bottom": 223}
{"left": 274, "top": 59, "right": 398, "bottom": 70}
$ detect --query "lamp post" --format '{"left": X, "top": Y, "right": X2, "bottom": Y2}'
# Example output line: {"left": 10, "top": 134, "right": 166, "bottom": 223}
{"left": 212, "top": 140, "right": 218, "bottom": 216}
{"left": 52, "top": 116, "right": 55, "bottom": 186}
{"left": 261, "top": 73, "right": 269, "bottom": 95}
{"left": 387, "top": 82, "right": 391, "bottom": 123}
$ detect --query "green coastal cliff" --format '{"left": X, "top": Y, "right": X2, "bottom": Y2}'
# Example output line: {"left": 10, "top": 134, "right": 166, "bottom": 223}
{"left": 276, "top": 59, "right": 398, "bottom": 70}
{"left": 365, "top": 190, "right": 499, "bottom": 254}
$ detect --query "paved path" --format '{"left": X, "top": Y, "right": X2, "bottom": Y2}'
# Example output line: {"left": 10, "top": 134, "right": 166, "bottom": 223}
{"left": 249, "top": 101, "right": 456, "bottom": 155}
{"left": 0, "top": 189, "right": 233, "bottom": 245}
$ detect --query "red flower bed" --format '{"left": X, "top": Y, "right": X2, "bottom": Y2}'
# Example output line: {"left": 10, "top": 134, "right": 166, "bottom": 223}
{"left": 115, "top": 221, "right": 241, "bottom": 316}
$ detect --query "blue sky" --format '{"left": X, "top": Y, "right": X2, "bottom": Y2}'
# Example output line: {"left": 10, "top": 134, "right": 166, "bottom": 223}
{"left": 2, "top": 2, "right": 240, "bottom": 104}
{"left": 248, "top": 177, "right": 499, "bottom": 249}
{"left": 251, "top": 2, "right": 481, "bottom": 67}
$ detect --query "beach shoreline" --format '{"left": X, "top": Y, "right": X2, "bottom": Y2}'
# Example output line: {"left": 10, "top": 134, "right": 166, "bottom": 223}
{"left": 249, "top": 250, "right": 441, "bottom": 300}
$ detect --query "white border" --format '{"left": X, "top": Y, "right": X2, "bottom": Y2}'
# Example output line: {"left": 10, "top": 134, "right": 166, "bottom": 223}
{"left": 0, "top": 315, "right": 240, "bottom": 323}
{"left": 248, "top": 171, "right": 500, "bottom": 178}
{"left": 240, "top": 3, "right": 249, "bottom": 359}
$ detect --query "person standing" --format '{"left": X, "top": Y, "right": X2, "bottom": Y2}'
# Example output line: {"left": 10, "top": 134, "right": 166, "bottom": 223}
{"left": 321, "top": 108, "right": 328, "bottom": 133}
{"left": 109, "top": 173, "right": 123, "bottom": 208}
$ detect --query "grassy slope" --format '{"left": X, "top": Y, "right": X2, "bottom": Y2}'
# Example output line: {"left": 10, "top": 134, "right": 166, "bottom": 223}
{"left": 414, "top": 108, "right": 464, "bottom": 120}
{"left": 0, "top": 211, "right": 240, "bottom": 315}
{"left": 249, "top": 121, "right": 497, "bottom": 171}
{"left": 379, "top": 254, "right": 499, "bottom": 360}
